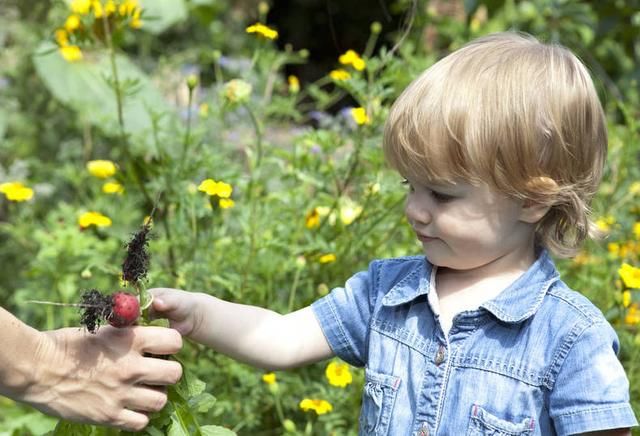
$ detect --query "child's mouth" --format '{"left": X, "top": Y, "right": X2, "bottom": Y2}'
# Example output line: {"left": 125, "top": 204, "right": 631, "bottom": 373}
{"left": 416, "top": 233, "right": 438, "bottom": 243}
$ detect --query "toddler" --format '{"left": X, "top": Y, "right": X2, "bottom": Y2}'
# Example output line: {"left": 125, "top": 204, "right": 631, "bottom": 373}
{"left": 151, "top": 32, "right": 638, "bottom": 435}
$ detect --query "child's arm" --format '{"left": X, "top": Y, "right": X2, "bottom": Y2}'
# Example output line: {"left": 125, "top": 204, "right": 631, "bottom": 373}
{"left": 150, "top": 288, "right": 334, "bottom": 370}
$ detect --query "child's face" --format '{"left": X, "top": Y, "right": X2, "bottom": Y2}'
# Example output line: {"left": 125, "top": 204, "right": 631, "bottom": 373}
{"left": 403, "top": 176, "right": 536, "bottom": 272}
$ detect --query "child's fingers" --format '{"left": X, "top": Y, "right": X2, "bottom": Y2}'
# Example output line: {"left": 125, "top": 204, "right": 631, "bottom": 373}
{"left": 148, "top": 288, "right": 178, "bottom": 313}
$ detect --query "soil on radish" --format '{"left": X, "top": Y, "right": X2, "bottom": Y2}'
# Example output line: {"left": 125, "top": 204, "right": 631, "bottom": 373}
{"left": 122, "top": 223, "right": 151, "bottom": 286}
{"left": 79, "top": 289, "right": 113, "bottom": 333}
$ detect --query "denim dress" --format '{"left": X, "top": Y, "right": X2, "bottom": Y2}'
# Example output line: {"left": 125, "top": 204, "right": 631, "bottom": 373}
{"left": 311, "top": 250, "right": 638, "bottom": 435}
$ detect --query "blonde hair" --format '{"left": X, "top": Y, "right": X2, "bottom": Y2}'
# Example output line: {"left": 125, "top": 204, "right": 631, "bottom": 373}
{"left": 383, "top": 32, "right": 607, "bottom": 257}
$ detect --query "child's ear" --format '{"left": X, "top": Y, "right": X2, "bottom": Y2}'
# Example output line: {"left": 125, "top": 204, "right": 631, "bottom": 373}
{"left": 520, "top": 176, "right": 557, "bottom": 224}
{"left": 519, "top": 200, "right": 551, "bottom": 224}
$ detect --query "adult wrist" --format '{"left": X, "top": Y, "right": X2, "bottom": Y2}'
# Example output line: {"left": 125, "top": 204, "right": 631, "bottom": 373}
{"left": 0, "top": 326, "right": 47, "bottom": 403}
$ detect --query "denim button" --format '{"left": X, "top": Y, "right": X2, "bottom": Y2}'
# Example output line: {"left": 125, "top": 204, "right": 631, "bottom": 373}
{"left": 435, "top": 345, "right": 446, "bottom": 365}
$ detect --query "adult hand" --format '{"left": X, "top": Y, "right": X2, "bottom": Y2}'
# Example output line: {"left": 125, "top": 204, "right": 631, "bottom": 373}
{"left": 23, "top": 325, "right": 182, "bottom": 432}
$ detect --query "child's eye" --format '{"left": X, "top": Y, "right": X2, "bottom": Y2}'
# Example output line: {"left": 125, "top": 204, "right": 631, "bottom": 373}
{"left": 431, "top": 191, "right": 455, "bottom": 202}
{"left": 402, "top": 179, "right": 456, "bottom": 202}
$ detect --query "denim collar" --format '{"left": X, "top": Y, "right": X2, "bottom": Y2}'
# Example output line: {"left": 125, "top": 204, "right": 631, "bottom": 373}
{"left": 382, "top": 249, "right": 560, "bottom": 324}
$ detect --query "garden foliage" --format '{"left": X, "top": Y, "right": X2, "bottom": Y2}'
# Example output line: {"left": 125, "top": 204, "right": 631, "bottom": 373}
{"left": 0, "top": 0, "right": 639, "bottom": 434}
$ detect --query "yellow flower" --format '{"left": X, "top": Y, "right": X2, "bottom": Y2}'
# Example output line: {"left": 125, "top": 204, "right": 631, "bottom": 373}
{"left": 71, "top": 0, "right": 92, "bottom": 15}
{"left": 572, "top": 250, "right": 592, "bottom": 266}
{"left": 608, "top": 243, "right": 621, "bottom": 258}
{"left": 595, "top": 215, "right": 615, "bottom": 233}
{"left": 215, "top": 182, "right": 232, "bottom": 198}
{"left": 623, "top": 290, "right": 632, "bottom": 308}
{"left": 245, "top": 23, "right": 278, "bottom": 40}
{"left": 219, "top": 198, "right": 235, "bottom": 209}
{"left": 102, "top": 181, "right": 124, "bottom": 194}
{"left": 119, "top": 0, "right": 139, "bottom": 16}
{"left": 630, "top": 182, "right": 640, "bottom": 195}
{"left": 87, "top": 160, "right": 117, "bottom": 178}
{"left": 198, "top": 179, "right": 233, "bottom": 198}
{"left": 305, "top": 208, "right": 321, "bottom": 229}
{"left": 198, "top": 179, "right": 217, "bottom": 195}
{"left": 288, "top": 75, "right": 300, "bottom": 94}
{"left": 130, "top": 8, "right": 143, "bottom": 28}
{"left": 64, "top": 14, "right": 81, "bottom": 32}
{"left": 329, "top": 69, "right": 351, "bottom": 81}
{"left": 351, "top": 107, "right": 370, "bottom": 125}
{"left": 619, "top": 263, "right": 640, "bottom": 289}
{"left": 104, "top": 0, "right": 117, "bottom": 15}
{"left": 78, "top": 211, "right": 112, "bottom": 228}
{"left": 366, "top": 182, "right": 380, "bottom": 195}
{"left": 634, "top": 222, "right": 640, "bottom": 240}
{"left": 0, "top": 182, "right": 34, "bottom": 202}
{"left": 55, "top": 29, "right": 69, "bottom": 47}
{"left": 319, "top": 253, "right": 336, "bottom": 264}
{"left": 60, "top": 45, "right": 83, "bottom": 62}
{"left": 339, "top": 202, "right": 362, "bottom": 225}
{"left": 299, "top": 398, "right": 333, "bottom": 415}
{"left": 325, "top": 361, "right": 353, "bottom": 388}
{"left": 625, "top": 304, "right": 640, "bottom": 325}
{"left": 222, "top": 79, "right": 252, "bottom": 105}
{"left": 262, "top": 373, "right": 276, "bottom": 385}
{"left": 91, "top": 0, "right": 104, "bottom": 18}
{"left": 338, "top": 50, "right": 365, "bottom": 71}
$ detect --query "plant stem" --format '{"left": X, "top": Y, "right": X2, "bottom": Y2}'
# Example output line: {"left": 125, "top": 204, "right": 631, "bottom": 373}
{"left": 316, "top": 132, "right": 364, "bottom": 231}
{"left": 101, "top": 13, "right": 153, "bottom": 206}
{"left": 243, "top": 103, "right": 263, "bottom": 169}
{"left": 287, "top": 266, "right": 303, "bottom": 312}
{"left": 273, "top": 393, "right": 286, "bottom": 427}
{"left": 179, "top": 86, "right": 195, "bottom": 176}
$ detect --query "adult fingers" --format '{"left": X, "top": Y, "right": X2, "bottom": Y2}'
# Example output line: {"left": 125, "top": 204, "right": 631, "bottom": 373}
{"left": 113, "top": 408, "right": 150, "bottom": 432}
{"left": 134, "top": 357, "right": 183, "bottom": 386}
{"left": 132, "top": 325, "right": 183, "bottom": 354}
{"left": 124, "top": 385, "right": 169, "bottom": 413}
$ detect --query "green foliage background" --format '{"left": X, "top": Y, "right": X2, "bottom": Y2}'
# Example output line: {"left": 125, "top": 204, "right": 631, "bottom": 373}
{"left": 0, "top": 0, "right": 639, "bottom": 434}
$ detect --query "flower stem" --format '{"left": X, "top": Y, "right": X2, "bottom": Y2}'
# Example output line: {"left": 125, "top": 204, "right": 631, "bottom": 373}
{"left": 100, "top": 14, "right": 153, "bottom": 206}
{"left": 179, "top": 86, "right": 195, "bottom": 176}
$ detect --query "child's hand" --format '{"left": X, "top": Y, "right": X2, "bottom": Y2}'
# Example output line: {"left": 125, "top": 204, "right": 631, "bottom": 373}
{"left": 149, "top": 288, "right": 203, "bottom": 338}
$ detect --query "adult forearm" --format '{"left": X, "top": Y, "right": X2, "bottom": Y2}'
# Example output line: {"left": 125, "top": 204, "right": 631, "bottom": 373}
{"left": 0, "top": 307, "right": 43, "bottom": 401}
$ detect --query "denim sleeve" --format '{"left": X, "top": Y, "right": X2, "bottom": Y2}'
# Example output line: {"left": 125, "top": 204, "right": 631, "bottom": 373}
{"left": 311, "top": 261, "right": 379, "bottom": 368}
{"left": 549, "top": 320, "right": 638, "bottom": 435}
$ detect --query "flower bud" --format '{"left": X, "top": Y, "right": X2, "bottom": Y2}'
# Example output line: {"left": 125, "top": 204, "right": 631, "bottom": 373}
{"left": 268, "top": 381, "right": 280, "bottom": 395}
{"left": 283, "top": 419, "right": 297, "bottom": 432}
{"left": 186, "top": 74, "right": 198, "bottom": 90}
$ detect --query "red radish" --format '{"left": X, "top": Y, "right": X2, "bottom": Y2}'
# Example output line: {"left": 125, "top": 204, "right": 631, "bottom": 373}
{"left": 108, "top": 292, "right": 140, "bottom": 327}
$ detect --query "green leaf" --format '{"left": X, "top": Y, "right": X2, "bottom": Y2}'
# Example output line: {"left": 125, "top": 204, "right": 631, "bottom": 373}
{"left": 199, "top": 426, "right": 237, "bottom": 436}
{"left": 32, "top": 42, "right": 177, "bottom": 157}
{"left": 167, "top": 416, "right": 189, "bottom": 436}
{"left": 177, "top": 369, "right": 207, "bottom": 398}
{"left": 187, "top": 392, "right": 217, "bottom": 413}
{"left": 52, "top": 421, "right": 93, "bottom": 436}
{"left": 138, "top": 0, "right": 188, "bottom": 34}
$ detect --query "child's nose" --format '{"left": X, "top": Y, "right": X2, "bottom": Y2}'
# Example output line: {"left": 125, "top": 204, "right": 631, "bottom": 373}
{"left": 405, "top": 196, "right": 431, "bottom": 225}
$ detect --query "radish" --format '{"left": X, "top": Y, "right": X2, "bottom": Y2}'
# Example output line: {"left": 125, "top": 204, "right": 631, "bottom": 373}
{"left": 108, "top": 292, "right": 140, "bottom": 327}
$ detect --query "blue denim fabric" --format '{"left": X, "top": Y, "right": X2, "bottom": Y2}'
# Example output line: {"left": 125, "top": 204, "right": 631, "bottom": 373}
{"left": 312, "top": 250, "right": 638, "bottom": 435}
